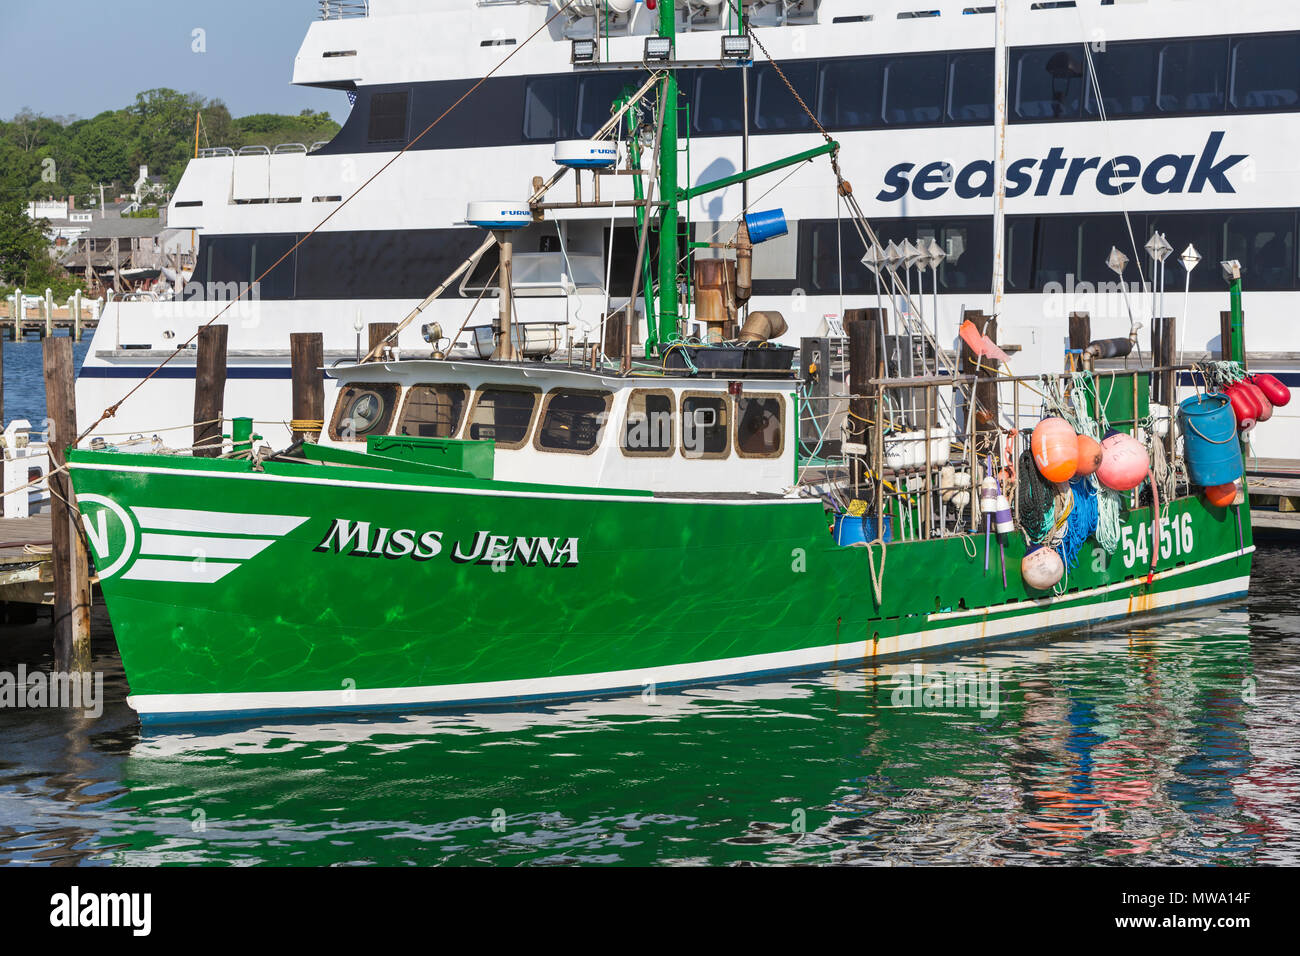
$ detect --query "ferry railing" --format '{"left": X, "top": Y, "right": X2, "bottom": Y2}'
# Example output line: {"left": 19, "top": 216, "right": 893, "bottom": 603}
{"left": 804, "top": 364, "right": 1194, "bottom": 543}
{"left": 318, "top": 0, "right": 369, "bottom": 19}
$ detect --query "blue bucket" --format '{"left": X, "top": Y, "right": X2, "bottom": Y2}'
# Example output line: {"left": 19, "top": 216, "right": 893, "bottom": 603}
{"left": 832, "top": 513, "right": 892, "bottom": 546}
{"left": 1178, "top": 393, "right": 1242, "bottom": 486}
{"left": 745, "top": 208, "right": 788, "bottom": 244}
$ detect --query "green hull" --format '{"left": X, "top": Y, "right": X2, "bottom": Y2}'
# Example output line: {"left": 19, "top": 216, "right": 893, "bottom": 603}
{"left": 67, "top": 450, "right": 1254, "bottom": 723}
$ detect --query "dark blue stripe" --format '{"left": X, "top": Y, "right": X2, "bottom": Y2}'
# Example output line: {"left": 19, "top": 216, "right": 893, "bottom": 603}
{"left": 80, "top": 366, "right": 292, "bottom": 380}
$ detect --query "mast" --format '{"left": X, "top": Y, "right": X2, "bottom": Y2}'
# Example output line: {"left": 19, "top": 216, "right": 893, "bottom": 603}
{"left": 655, "top": 1, "right": 680, "bottom": 347}
{"left": 989, "top": 0, "right": 1008, "bottom": 319}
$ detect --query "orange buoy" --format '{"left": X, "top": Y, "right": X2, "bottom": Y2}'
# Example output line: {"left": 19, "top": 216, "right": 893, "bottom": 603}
{"left": 1096, "top": 431, "right": 1149, "bottom": 491}
{"left": 1074, "top": 434, "right": 1103, "bottom": 478}
{"left": 1203, "top": 482, "right": 1237, "bottom": 508}
{"left": 1031, "top": 417, "right": 1079, "bottom": 483}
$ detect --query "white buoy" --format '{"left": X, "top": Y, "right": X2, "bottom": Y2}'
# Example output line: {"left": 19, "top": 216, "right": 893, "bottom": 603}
{"left": 553, "top": 140, "right": 618, "bottom": 169}
{"left": 465, "top": 201, "right": 531, "bottom": 230}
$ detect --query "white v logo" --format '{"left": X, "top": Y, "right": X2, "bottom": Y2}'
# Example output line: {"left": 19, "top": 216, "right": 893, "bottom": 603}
{"left": 83, "top": 510, "right": 110, "bottom": 558}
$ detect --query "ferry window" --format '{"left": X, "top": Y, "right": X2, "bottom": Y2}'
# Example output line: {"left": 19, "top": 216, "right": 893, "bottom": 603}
{"left": 1157, "top": 38, "right": 1228, "bottom": 113}
{"left": 735, "top": 395, "right": 785, "bottom": 459}
{"left": 577, "top": 71, "right": 642, "bottom": 138}
{"left": 1084, "top": 42, "right": 1156, "bottom": 117}
{"left": 1144, "top": 212, "right": 1223, "bottom": 292}
{"left": 883, "top": 54, "right": 946, "bottom": 125}
{"left": 1031, "top": 216, "right": 1083, "bottom": 289}
{"left": 932, "top": 224, "right": 988, "bottom": 292}
{"left": 536, "top": 389, "right": 612, "bottom": 454}
{"left": 806, "top": 220, "right": 867, "bottom": 295}
{"left": 694, "top": 71, "right": 746, "bottom": 134}
{"left": 621, "top": 389, "right": 674, "bottom": 457}
{"left": 818, "top": 58, "right": 883, "bottom": 128}
{"left": 523, "top": 76, "right": 575, "bottom": 141}
{"left": 250, "top": 234, "right": 296, "bottom": 299}
{"left": 398, "top": 385, "right": 468, "bottom": 439}
{"left": 948, "top": 52, "right": 994, "bottom": 122}
{"left": 1004, "top": 219, "right": 1034, "bottom": 291}
{"left": 680, "top": 393, "right": 730, "bottom": 460}
{"left": 329, "top": 383, "right": 400, "bottom": 441}
{"left": 1226, "top": 212, "right": 1295, "bottom": 291}
{"left": 368, "top": 91, "right": 410, "bottom": 144}
{"left": 466, "top": 388, "right": 539, "bottom": 448}
{"left": 753, "top": 62, "right": 817, "bottom": 131}
{"left": 1231, "top": 34, "right": 1300, "bottom": 110}
{"left": 1014, "top": 45, "right": 1084, "bottom": 119}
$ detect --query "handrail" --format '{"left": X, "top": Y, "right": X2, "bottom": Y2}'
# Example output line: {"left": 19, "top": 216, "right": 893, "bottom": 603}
{"left": 318, "top": 0, "right": 369, "bottom": 19}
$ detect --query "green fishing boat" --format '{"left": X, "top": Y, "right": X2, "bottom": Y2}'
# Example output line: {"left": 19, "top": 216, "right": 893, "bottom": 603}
{"left": 65, "top": 9, "right": 1260, "bottom": 724}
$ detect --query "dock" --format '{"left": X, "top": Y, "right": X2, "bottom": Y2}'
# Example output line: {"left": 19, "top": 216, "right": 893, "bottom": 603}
{"left": 1246, "top": 458, "right": 1300, "bottom": 532}
{"left": 0, "top": 303, "right": 99, "bottom": 341}
{"left": 0, "top": 514, "right": 54, "bottom": 612}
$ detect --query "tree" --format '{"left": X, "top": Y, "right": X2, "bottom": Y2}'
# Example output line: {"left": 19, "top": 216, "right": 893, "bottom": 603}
{"left": 0, "top": 199, "right": 53, "bottom": 286}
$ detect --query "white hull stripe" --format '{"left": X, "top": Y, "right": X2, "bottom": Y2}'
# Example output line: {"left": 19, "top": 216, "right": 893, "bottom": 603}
{"left": 132, "top": 506, "right": 309, "bottom": 536}
{"left": 123, "top": 558, "right": 241, "bottom": 584}
{"left": 128, "top": 571, "right": 1250, "bottom": 718}
{"left": 74, "top": 461, "right": 810, "bottom": 507}
{"left": 139, "top": 534, "right": 276, "bottom": 561}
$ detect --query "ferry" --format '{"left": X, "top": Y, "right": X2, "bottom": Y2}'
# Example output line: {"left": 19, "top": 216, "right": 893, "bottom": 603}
{"left": 76, "top": 0, "right": 1300, "bottom": 463}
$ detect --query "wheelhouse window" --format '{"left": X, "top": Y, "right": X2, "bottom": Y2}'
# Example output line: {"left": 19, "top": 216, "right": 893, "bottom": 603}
{"left": 329, "top": 383, "right": 400, "bottom": 441}
{"left": 535, "top": 389, "right": 612, "bottom": 454}
{"left": 398, "top": 384, "right": 468, "bottom": 439}
{"left": 466, "top": 387, "right": 539, "bottom": 448}
{"left": 680, "top": 393, "right": 730, "bottom": 460}
{"left": 621, "top": 389, "right": 674, "bottom": 457}
{"left": 735, "top": 395, "right": 785, "bottom": 459}
{"left": 368, "top": 91, "right": 410, "bottom": 144}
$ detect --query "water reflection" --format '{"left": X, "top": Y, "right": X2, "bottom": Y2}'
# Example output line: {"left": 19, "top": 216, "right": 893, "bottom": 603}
{"left": 2, "top": 555, "right": 1298, "bottom": 865}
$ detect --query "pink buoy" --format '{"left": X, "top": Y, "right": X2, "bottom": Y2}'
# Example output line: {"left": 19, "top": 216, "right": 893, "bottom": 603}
{"left": 1021, "top": 545, "right": 1064, "bottom": 591}
{"left": 1096, "top": 431, "right": 1149, "bottom": 492}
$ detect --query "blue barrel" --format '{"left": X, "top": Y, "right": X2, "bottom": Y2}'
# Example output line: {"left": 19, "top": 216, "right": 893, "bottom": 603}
{"left": 745, "top": 208, "right": 788, "bottom": 244}
{"left": 1178, "top": 393, "right": 1242, "bottom": 486}
{"left": 832, "top": 513, "right": 892, "bottom": 546}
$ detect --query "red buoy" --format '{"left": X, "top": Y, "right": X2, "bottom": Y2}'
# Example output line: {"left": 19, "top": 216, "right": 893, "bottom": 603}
{"left": 1224, "top": 383, "right": 1261, "bottom": 432}
{"left": 1251, "top": 372, "right": 1290, "bottom": 407}
{"left": 1240, "top": 380, "right": 1273, "bottom": 422}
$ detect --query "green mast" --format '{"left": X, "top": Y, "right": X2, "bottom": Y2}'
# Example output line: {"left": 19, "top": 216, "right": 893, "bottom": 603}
{"left": 1225, "top": 262, "right": 1245, "bottom": 365}
{"left": 655, "top": 1, "right": 680, "bottom": 349}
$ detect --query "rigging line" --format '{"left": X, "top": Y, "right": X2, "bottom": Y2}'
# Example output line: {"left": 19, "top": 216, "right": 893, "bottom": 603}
{"left": 1079, "top": 39, "right": 1149, "bottom": 298}
{"left": 75, "top": 0, "right": 582, "bottom": 447}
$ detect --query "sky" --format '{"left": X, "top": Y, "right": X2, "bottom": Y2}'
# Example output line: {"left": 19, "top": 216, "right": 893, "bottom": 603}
{"left": 0, "top": 0, "right": 344, "bottom": 122}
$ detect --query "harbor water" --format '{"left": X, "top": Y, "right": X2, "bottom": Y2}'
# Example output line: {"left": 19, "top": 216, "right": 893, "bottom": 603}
{"left": 0, "top": 541, "right": 1296, "bottom": 867}
{"left": 2, "top": 339, "right": 92, "bottom": 429}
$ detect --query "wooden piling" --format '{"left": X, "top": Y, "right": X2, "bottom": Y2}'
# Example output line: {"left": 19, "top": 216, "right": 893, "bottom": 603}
{"left": 290, "top": 332, "right": 325, "bottom": 444}
{"left": 193, "top": 324, "right": 228, "bottom": 458}
{"left": 1068, "top": 312, "right": 1091, "bottom": 371}
{"left": 43, "top": 338, "right": 92, "bottom": 672}
{"left": 959, "top": 310, "right": 1000, "bottom": 457}
{"left": 1151, "top": 316, "right": 1176, "bottom": 405}
{"left": 845, "top": 308, "right": 880, "bottom": 501}
{"left": 368, "top": 322, "right": 398, "bottom": 360}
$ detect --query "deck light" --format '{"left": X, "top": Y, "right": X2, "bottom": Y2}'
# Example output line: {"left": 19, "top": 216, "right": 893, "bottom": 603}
{"left": 571, "top": 39, "right": 598, "bottom": 64}
{"left": 721, "top": 34, "right": 751, "bottom": 59}
{"left": 644, "top": 37, "right": 673, "bottom": 62}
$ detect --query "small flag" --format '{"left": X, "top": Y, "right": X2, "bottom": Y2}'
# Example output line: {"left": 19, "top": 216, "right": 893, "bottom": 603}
{"left": 959, "top": 319, "right": 1010, "bottom": 364}
{"left": 347, "top": 90, "right": 358, "bottom": 108}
